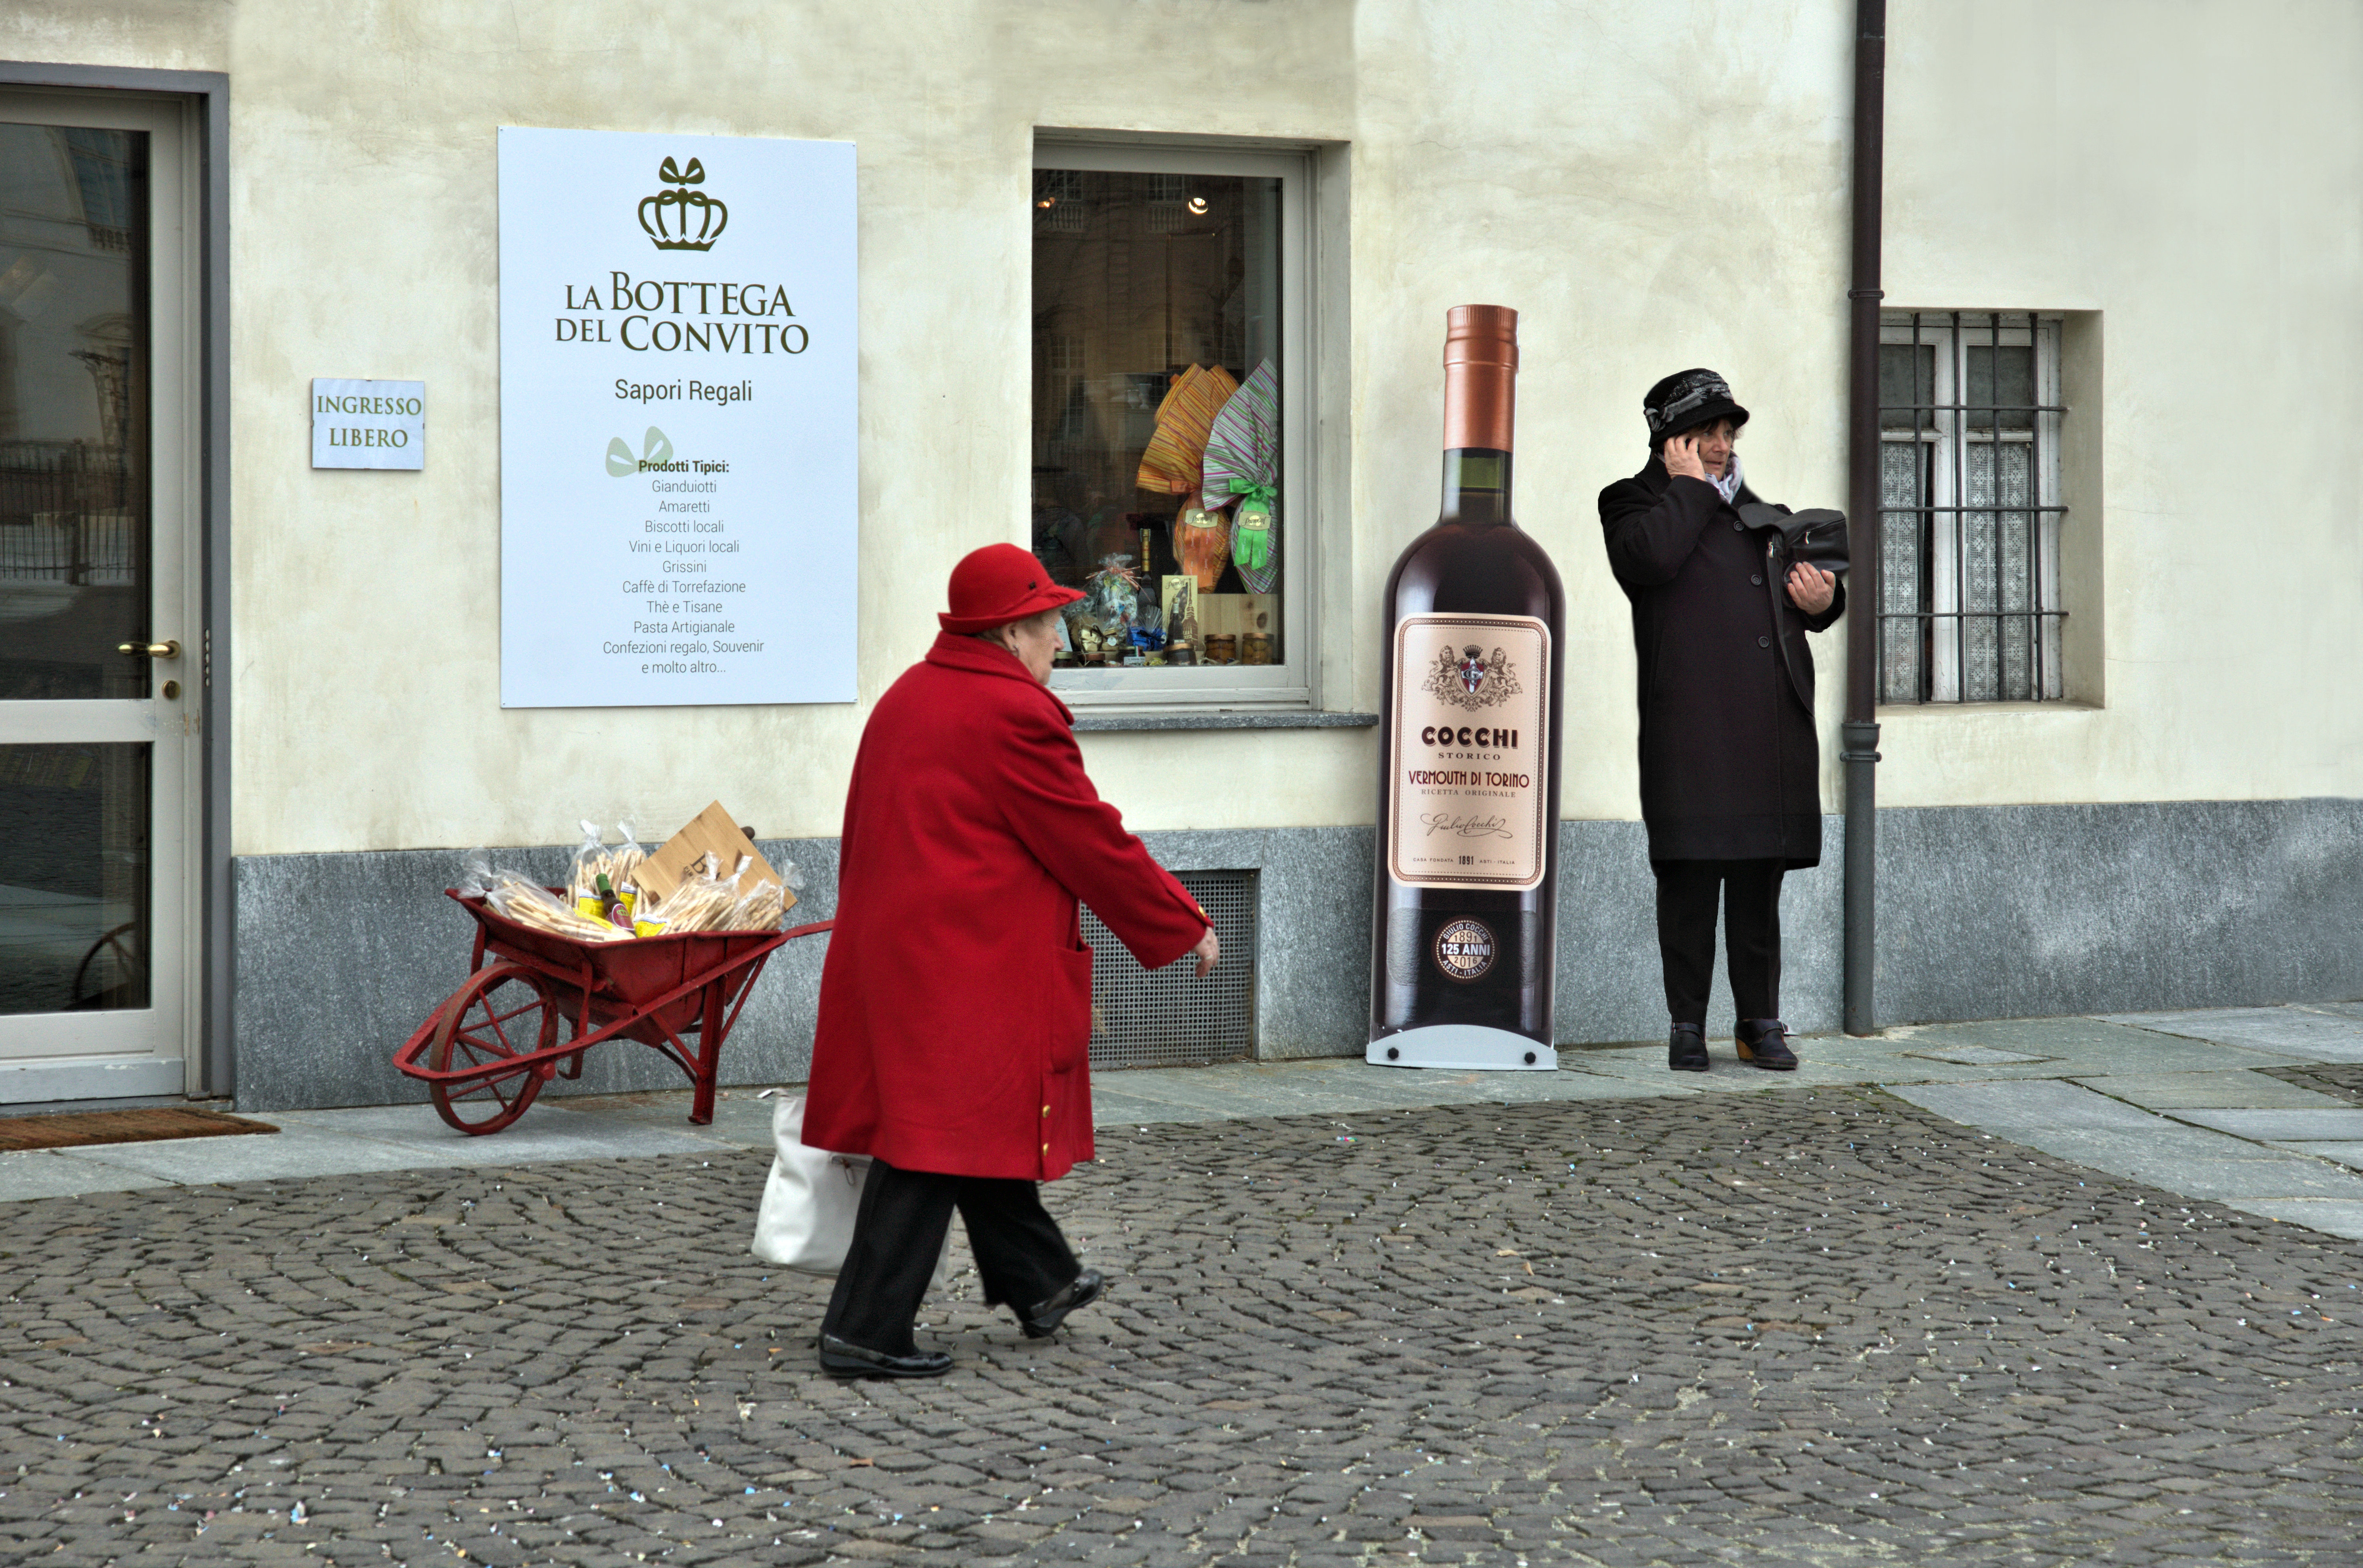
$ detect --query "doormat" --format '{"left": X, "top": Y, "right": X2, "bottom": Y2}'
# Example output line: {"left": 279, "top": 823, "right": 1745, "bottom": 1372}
{"left": 0, "top": 1108, "right": 278, "bottom": 1152}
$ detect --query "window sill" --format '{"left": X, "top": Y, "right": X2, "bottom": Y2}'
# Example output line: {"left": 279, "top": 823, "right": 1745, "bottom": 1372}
{"left": 1072, "top": 710, "right": 1380, "bottom": 733}
{"left": 1875, "top": 700, "right": 2102, "bottom": 717}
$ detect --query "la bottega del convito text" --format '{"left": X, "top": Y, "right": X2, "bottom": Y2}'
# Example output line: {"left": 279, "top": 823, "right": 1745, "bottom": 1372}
{"left": 1369, "top": 306, "right": 1566, "bottom": 1070}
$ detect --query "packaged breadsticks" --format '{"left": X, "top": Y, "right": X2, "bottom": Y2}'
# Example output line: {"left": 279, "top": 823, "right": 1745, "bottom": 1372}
{"left": 609, "top": 819, "right": 647, "bottom": 918}
{"left": 567, "top": 820, "right": 612, "bottom": 918}
{"left": 487, "top": 872, "right": 631, "bottom": 941}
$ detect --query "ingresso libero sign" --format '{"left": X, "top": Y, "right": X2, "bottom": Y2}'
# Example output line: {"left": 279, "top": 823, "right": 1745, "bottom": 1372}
{"left": 311, "top": 379, "right": 424, "bottom": 470}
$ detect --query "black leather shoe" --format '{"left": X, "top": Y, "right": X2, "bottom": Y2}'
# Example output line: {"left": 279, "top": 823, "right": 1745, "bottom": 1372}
{"left": 1021, "top": 1269, "right": 1107, "bottom": 1339}
{"left": 1735, "top": 1018, "right": 1799, "bottom": 1071}
{"left": 1668, "top": 1022, "right": 1709, "bottom": 1073}
{"left": 816, "top": 1334, "right": 952, "bottom": 1378}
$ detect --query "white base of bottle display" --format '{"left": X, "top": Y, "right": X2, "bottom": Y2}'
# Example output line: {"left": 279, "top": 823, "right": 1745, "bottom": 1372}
{"left": 1366, "top": 1025, "right": 1558, "bottom": 1071}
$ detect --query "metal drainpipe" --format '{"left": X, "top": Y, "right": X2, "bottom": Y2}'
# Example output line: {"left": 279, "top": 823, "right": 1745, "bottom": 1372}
{"left": 1842, "top": 0, "right": 1887, "bottom": 1035}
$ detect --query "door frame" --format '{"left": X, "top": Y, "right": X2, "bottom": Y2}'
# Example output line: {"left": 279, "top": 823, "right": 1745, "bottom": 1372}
{"left": 0, "top": 60, "right": 228, "bottom": 1100}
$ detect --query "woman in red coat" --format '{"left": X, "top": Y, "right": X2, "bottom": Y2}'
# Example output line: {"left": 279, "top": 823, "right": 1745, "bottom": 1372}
{"left": 802, "top": 543, "right": 1217, "bottom": 1378}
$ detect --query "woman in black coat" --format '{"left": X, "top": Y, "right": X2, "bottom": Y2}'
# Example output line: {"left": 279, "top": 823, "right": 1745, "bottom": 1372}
{"left": 1597, "top": 369, "right": 1842, "bottom": 1073}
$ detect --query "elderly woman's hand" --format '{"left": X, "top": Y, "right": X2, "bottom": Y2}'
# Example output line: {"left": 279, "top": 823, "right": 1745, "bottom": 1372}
{"left": 1662, "top": 432, "right": 1708, "bottom": 482}
{"left": 1191, "top": 926, "right": 1220, "bottom": 978}
{"left": 1785, "top": 563, "right": 1836, "bottom": 616}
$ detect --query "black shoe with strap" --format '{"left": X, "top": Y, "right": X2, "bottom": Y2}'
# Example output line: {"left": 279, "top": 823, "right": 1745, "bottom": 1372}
{"left": 1735, "top": 1018, "right": 1799, "bottom": 1071}
{"left": 1668, "top": 1022, "right": 1709, "bottom": 1073}
{"left": 816, "top": 1334, "right": 953, "bottom": 1379}
{"left": 1020, "top": 1269, "right": 1107, "bottom": 1339}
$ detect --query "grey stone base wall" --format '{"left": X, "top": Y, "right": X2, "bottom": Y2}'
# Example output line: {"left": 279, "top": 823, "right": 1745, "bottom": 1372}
{"left": 1874, "top": 799, "right": 2363, "bottom": 1022}
{"left": 229, "top": 797, "right": 2363, "bottom": 1111}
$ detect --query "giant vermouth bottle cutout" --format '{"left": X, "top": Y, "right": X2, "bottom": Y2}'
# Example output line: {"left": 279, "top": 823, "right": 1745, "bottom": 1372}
{"left": 640, "top": 157, "right": 729, "bottom": 251}
{"left": 1368, "top": 306, "right": 1566, "bottom": 1072}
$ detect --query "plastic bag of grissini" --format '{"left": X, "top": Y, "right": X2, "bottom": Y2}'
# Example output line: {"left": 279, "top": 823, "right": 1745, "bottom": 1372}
{"left": 629, "top": 852, "right": 804, "bottom": 938}
{"left": 565, "top": 819, "right": 647, "bottom": 926}
{"left": 464, "top": 849, "right": 632, "bottom": 943}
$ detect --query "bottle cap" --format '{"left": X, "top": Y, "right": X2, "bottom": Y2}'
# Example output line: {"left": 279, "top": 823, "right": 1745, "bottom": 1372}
{"left": 1444, "top": 304, "right": 1520, "bottom": 370}
{"left": 1444, "top": 304, "right": 1519, "bottom": 452}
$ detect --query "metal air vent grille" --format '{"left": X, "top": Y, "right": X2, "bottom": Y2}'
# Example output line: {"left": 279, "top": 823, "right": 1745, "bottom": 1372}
{"left": 1083, "top": 869, "right": 1256, "bottom": 1070}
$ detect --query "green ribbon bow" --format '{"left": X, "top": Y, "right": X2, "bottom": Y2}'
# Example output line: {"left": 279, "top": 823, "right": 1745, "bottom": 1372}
{"left": 1227, "top": 479, "right": 1276, "bottom": 571}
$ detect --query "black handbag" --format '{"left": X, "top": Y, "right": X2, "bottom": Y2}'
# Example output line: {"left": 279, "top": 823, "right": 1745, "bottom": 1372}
{"left": 1740, "top": 503, "right": 1850, "bottom": 575}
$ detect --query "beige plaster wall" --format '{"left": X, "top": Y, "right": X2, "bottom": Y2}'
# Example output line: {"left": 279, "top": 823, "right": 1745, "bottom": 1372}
{"left": 1877, "top": 0, "right": 2363, "bottom": 806}
{"left": 1348, "top": 0, "right": 1854, "bottom": 828}
{"left": 5, "top": 0, "right": 2352, "bottom": 854}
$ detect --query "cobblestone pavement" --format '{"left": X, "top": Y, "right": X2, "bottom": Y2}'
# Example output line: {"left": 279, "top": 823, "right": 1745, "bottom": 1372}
{"left": 6, "top": 1087, "right": 2361, "bottom": 1566}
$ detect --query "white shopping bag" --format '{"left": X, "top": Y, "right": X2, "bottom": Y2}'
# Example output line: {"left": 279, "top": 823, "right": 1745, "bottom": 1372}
{"left": 750, "top": 1096, "right": 954, "bottom": 1285}
{"left": 751, "top": 1096, "right": 869, "bottom": 1273}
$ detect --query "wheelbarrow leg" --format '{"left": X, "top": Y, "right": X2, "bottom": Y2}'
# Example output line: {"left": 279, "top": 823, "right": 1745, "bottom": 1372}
{"left": 690, "top": 979, "right": 724, "bottom": 1125}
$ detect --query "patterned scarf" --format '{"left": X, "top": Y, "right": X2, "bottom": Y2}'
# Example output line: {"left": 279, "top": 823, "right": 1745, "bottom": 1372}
{"left": 1713, "top": 452, "right": 1745, "bottom": 506}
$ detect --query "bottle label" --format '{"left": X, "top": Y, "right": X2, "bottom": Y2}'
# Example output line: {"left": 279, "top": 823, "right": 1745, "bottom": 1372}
{"left": 1387, "top": 613, "right": 1551, "bottom": 891}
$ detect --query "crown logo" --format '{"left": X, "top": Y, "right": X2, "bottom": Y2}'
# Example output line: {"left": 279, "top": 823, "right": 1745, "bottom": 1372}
{"left": 638, "top": 156, "right": 728, "bottom": 251}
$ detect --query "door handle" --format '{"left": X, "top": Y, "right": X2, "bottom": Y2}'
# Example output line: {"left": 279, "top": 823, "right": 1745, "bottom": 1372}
{"left": 118, "top": 640, "right": 180, "bottom": 659}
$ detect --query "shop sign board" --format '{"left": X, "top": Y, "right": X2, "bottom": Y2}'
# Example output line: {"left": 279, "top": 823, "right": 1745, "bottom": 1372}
{"left": 312, "top": 378, "right": 424, "bottom": 469}
{"left": 497, "top": 127, "right": 857, "bottom": 707}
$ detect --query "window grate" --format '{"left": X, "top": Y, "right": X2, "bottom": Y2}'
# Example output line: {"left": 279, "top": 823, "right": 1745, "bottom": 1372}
{"left": 1878, "top": 311, "right": 2067, "bottom": 704}
{"left": 1083, "top": 869, "right": 1255, "bottom": 1070}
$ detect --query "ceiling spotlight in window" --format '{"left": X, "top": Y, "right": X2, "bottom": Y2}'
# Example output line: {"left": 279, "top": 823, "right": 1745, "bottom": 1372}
{"left": 1186, "top": 196, "right": 1208, "bottom": 215}
{"left": 1037, "top": 197, "right": 1056, "bottom": 209}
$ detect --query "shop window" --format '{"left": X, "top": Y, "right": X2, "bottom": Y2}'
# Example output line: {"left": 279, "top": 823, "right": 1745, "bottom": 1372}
{"left": 1877, "top": 312, "right": 2067, "bottom": 703}
{"left": 1031, "top": 140, "right": 1311, "bottom": 707}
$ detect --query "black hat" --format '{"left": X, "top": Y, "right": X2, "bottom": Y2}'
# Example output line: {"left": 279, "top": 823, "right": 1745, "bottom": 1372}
{"left": 1643, "top": 368, "right": 1749, "bottom": 449}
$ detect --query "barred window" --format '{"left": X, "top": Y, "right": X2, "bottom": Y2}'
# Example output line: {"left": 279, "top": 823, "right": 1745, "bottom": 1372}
{"left": 1878, "top": 312, "right": 2066, "bottom": 703}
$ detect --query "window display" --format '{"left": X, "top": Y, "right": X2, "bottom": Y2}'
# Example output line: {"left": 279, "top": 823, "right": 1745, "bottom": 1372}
{"left": 1031, "top": 166, "right": 1284, "bottom": 674}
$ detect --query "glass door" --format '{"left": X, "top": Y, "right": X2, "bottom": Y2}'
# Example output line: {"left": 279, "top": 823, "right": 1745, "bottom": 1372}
{"left": 0, "top": 91, "right": 196, "bottom": 1099}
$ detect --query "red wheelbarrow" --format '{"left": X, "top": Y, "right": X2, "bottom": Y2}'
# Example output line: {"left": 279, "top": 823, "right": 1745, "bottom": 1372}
{"left": 394, "top": 888, "right": 833, "bottom": 1134}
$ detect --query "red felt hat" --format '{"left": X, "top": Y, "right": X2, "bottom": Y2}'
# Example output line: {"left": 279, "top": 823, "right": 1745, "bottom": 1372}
{"left": 938, "top": 543, "right": 1085, "bottom": 634}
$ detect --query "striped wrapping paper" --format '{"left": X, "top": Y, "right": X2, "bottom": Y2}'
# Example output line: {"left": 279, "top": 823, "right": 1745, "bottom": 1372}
{"left": 1201, "top": 358, "right": 1280, "bottom": 593}
{"left": 1135, "top": 363, "right": 1239, "bottom": 494}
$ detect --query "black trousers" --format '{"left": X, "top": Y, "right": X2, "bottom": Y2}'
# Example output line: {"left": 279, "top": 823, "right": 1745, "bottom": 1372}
{"left": 820, "top": 1158, "right": 1079, "bottom": 1355}
{"left": 1652, "top": 858, "right": 1785, "bottom": 1026}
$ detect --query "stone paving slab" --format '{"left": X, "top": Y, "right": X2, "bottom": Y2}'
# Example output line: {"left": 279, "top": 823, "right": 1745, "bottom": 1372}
{"left": 1083, "top": 1088, "right": 1231, "bottom": 1125}
{"left": 1094, "top": 1060, "right": 1504, "bottom": 1118}
{"left": 1899, "top": 1043, "right": 2055, "bottom": 1065}
{"left": 1893, "top": 1078, "right": 2177, "bottom": 1133}
{"left": 2166, "top": 1108, "right": 2363, "bottom": 1142}
{"left": 1889, "top": 1081, "right": 2363, "bottom": 1237}
{"left": 2221, "top": 1197, "right": 2363, "bottom": 1234}
{"left": 59, "top": 1121, "right": 465, "bottom": 1183}
{"left": 273, "top": 1103, "right": 728, "bottom": 1162}
{"left": 1885, "top": 1016, "right": 2301, "bottom": 1073}
{"left": 2072, "top": 1070, "right": 2353, "bottom": 1110}
{"left": 2042, "top": 1135, "right": 2363, "bottom": 1207}
{"left": 29, "top": 1105, "right": 729, "bottom": 1191}
{"left": 1545, "top": 1035, "right": 2110, "bottom": 1095}
{"left": 0, "top": 1148, "right": 170, "bottom": 1198}
{"left": 2286, "top": 1141, "right": 2363, "bottom": 1169}
{"left": 2100, "top": 1005, "right": 2363, "bottom": 1062}
{"left": 531, "top": 1087, "right": 779, "bottom": 1150}
{"left": 6, "top": 1090, "right": 2362, "bottom": 1566}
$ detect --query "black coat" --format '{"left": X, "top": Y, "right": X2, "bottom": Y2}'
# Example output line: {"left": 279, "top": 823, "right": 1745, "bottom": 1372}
{"left": 1597, "top": 459, "right": 1845, "bottom": 866}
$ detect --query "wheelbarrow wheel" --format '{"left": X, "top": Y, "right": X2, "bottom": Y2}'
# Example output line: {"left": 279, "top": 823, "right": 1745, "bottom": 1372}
{"left": 427, "top": 962, "right": 557, "bottom": 1134}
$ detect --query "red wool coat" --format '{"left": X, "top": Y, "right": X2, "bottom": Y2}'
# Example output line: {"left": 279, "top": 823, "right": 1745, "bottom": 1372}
{"left": 802, "top": 633, "right": 1209, "bottom": 1181}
